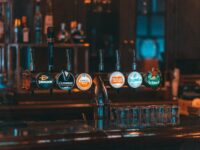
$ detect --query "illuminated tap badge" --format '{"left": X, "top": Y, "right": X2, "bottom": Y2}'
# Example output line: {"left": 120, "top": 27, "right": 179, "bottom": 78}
{"left": 76, "top": 73, "right": 92, "bottom": 91}
{"left": 109, "top": 71, "right": 125, "bottom": 88}
{"left": 144, "top": 70, "right": 161, "bottom": 88}
{"left": 56, "top": 71, "right": 75, "bottom": 91}
{"left": 36, "top": 73, "right": 54, "bottom": 89}
{"left": 128, "top": 71, "right": 143, "bottom": 88}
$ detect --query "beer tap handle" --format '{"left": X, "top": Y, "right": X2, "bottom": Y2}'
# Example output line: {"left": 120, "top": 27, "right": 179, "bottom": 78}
{"left": 115, "top": 50, "right": 121, "bottom": 71}
{"left": 98, "top": 49, "right": 104, "bottom": 72}
{"left": 66, "top": 49, "right": 72, "bottom": 72}
{"left": 132, "top": 48, "right": 137, "bottom": 71}
{"left": 47, "top": 27, "right": 54, "bottom": 72}
{"left": 30, "top": 48, "right": 35, "bottom": 72}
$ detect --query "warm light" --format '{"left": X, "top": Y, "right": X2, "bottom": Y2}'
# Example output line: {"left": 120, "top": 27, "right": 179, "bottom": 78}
{"left": 84, "top": 0, "right": 91, "bottom": 4}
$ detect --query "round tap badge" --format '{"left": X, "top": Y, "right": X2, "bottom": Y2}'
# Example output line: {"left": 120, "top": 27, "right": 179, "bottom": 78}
{"left": 56, "top": 71, "right": 75, "bottom": 91}
{"left": 109, "top": 71, "right": 125, "bottom": 88}
{"left": 76, "top": 73, "right": 92, "bottom": 91}
{"left": 128, "top": 71, "right": 143, "bottom": 88}
{"left": 144, "top": 70, "right": 161, "bottom": 88}
{"left": 36, "top": 73, "right": 54, "bottom": 89}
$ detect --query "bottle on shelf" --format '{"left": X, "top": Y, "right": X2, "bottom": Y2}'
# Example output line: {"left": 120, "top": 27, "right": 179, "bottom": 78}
{"left": 0, "top": 4, "right": 5, "bottom": 43}
{"left": 21, "top": 16, "right": 30, "bottom": 43}
{"left": 71, "top": 21, "right": 86, "bottom": 43}
{"left": 57, "top": 23, "right": 70, "bottom": 43}
{"left": 34, "top": 0, "right": 43, "bottom": 44}
{"left": 13, "top": 18, "right": 21, "bottom": 43}
{"left": 44, "top": 0, "right": 54, "bottom": 37}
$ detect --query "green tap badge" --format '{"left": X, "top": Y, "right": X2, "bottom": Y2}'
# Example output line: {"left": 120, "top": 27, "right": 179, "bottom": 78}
{"left": 144, "top": 68, "right": 161, "bottom": 88}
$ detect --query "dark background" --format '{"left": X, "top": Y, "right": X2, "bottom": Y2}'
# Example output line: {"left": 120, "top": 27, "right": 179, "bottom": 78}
{"left": 13, "top": 0, "right": 200, "bottom": 74}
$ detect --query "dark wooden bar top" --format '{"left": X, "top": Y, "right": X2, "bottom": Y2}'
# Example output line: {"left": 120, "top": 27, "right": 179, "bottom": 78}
{"left": 0, "top": 116, "right": 199, "bottom": 150}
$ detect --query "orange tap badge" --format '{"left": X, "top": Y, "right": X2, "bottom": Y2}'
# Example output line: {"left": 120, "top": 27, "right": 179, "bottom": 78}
{"left": 109, "top": 71, "right": 125, "bottom": 88}
{"left": 76, "top": 73, "right": 92, "bottom": 91}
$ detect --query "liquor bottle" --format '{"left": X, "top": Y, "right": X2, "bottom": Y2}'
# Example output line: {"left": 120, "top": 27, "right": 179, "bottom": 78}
{"left": 44, "top": 0, "right": 54, "bottom": 36}
{"left": 13, "top": 19, "right": 21, "bottom": 43}
{"left": 57, "top": 23, "right": 70, "bottom": 43}
{"left": 0, "top": 4, "right": 5, "bottom": 43}
{"left": 34, "top": 0, "right": 43, "bottom": 43}
{"left": 21, "top": 16, "right": 30, "bottom": 43}
{"left": 71, "top": 22, "right": 85, "bottom": 43}
{"left": 36, "top": 27, "right": 54, "bottom": 89}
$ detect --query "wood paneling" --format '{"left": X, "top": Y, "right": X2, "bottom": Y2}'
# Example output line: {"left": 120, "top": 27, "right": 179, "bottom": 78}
{"left": 166, "top": 0, "right": 200, "bottom": 70}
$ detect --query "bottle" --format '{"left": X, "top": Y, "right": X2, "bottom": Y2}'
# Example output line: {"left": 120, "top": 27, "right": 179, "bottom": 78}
{"left": 13, "top": 19, "right": 21, "bottom": 43}
{"left": 34, "top": 0, "right": 43, "bottom": 43}
{"left": 57, "top": 23, "right": 70, "bottom": 43}
{"left": 0, "top": 4, "right": 5, "bottom": 42}
{"left": 44, "top": 0, "right": 54, "bottom": 36}
{"left": 71, "top": 22, "right": 85, "bottom": 43}
{"left": 21, "top": 16, "right": 30, "bottom": 43}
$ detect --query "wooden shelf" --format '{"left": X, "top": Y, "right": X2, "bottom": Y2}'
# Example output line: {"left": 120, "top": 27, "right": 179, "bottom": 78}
{"left": 7, "top": 43, "right": 90, "bottom": 48}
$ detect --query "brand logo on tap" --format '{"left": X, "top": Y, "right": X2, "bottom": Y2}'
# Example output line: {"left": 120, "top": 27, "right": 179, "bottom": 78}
{"left": 109, "top": 71, "right": 125, "bottom": 88}
{"left": 144, "top": 69, "right": 161, "bottom": 88}
{"left": 56, "top": 71, "right": 75, "bottom": 91}
{"left": 36, "top": 73, "right": 54, "bottom": 89}
{"left": 128, "top": 71, "right": 143, "bottom": 88}
{"left": 76, "top": 73, "right": 92, "bottom": 91}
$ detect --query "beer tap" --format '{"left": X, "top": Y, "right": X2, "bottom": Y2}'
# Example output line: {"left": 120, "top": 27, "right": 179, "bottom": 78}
{"left": 93, "top": 49, "right": 110, "bottom": 129}
{"left": 75, "top": 50, "right": 93, "bottom": 91}
{"left": 144, "top": 67, "right": 162, "bottom": 89}
{"left": 127, "top": 48, "right": 143, "bottom": 89}
{"left": 35, "top": 27, "right": 54, "bottom": 93}
{"left": 109, "top": 50, "right": 125, "bottom": 89}
{"left": 56, "top": 49, "right": 75, "bottom": 91}
{"left": 98, "top": 49, "right": 104, "bottom": 72}
{"left": 22, "top": 47, "right": 35, "bottom": 93}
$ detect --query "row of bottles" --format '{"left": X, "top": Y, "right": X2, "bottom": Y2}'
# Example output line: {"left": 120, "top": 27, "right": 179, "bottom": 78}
{"left": 12, "top": 0, "right": 86, "bottom": 44}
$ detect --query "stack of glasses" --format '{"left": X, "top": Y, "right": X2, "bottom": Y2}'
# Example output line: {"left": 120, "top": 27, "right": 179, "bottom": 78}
{"left": 111, "top": 105, "right": 179, "bottom": 129}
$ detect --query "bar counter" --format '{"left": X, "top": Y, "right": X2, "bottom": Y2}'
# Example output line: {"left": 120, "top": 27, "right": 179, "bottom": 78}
{"left": 0, "top": 116, "right": 199, "bottom": 150}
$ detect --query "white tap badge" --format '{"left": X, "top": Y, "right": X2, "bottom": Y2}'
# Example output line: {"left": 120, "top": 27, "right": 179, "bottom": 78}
{"left": 128, "top": 71, "right": 143, "bottom": 88}
{"left": 56, "top": 71, "right": 75, "bottom": 91}
{"left": 76, "top": 73, "right": 92, "bottom": 91}
{"left": 109, "top": 71, "right": 125, "bottom": 88}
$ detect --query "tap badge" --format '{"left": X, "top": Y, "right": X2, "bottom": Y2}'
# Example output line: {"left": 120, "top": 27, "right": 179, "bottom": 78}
{"left": 109, "top": 71, "right": 125, "bottom": 88}
{"left": 56, "top": 71, "right": 75, "bottom": 91}
{"left": 128, "top": 71, "right": 143, "bottom": 88}
{"left": 76, "top": 73, "right": 92, "bottom": 91}
{"left": 144, "top": 69, "right": 161, "bottom": 88}
{"left": 36, "top": 73, "right": 54, "bottom": 89}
